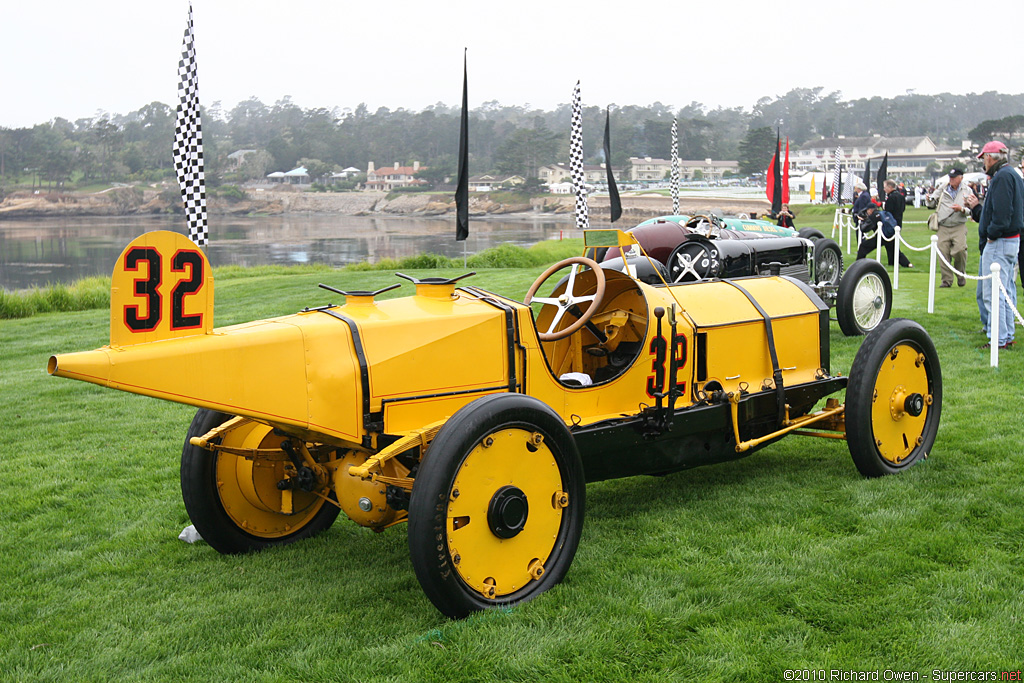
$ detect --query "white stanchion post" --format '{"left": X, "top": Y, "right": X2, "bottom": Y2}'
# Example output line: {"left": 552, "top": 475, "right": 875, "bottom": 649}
{"left": 837, "top": 212, "right": 843, "bottom": 248}
{"left": 875, "top": 223, "right": 883, "bottom": 264}
{"left": 990, "top": 262, "right": 1000, "bottom": 368}
{"left": 927, "top": 235, "right": 938, "bottom": 314}
{"left": 893, "top": 226, "right": 901, "bottom": 290}
{"left": 832, "top": 209, "right": 839, "bottom": 242}
{"left": 846, "top": 216, "right": 853, "bottom": 255}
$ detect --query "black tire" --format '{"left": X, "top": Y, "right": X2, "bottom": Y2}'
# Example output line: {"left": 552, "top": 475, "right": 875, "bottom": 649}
{"left": 407, "top": 394, "right": 585, "bottom": 619}
{"left": 845, "top": 319, "right": 942, "bottom": 477}
{"left": 798, "top": 228, "right": 826, "bottom": 240}
{"left": 836, "top": 259, "right": 892, "bottom": 336}
{"left": 181, "top": 409, "right": 340, "bottom": 554}
{"left": 812, "top": 238, "right": 844, "bottom": 287}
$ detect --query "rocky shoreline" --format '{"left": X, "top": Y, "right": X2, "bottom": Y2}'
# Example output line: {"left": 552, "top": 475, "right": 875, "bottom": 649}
{"left": 0, "top": 187, "right": 770, "bottom": 221}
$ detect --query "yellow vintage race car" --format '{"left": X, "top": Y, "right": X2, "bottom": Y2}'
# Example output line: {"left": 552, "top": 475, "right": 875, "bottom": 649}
{"left": 48, "top": 229, "right": 943, "bottom": 619}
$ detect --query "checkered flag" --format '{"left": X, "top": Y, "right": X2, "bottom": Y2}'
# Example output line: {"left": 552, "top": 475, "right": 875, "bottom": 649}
{"left": 671, "top": 119, "right": 680, "bottom": 215}
{"left": 841, "top": 162, "right": 855, "bottom": 202}
{"left": 830, "top": 146, "right": 842, "bottom": 204}
{"left": 570, "top": 81, "right": 588, "bottom": 230}
{"left": 173, "top": 4, "right": 208, "bottom": 247}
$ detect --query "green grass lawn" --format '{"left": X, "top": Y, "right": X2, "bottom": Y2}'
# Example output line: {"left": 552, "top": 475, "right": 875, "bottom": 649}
{"left": 2, "top": 218, "right": 1023, "bottom": 681}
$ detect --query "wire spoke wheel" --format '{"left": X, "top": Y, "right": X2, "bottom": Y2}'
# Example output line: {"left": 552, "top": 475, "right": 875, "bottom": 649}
{"left": 837, "top": 258, "right": 893, "bottom": 336}
{"left": 813, "top": 238, "right": 843, "bottom": 286}
{"left": 852, "top": 272, "right": 887, "bottom": 330}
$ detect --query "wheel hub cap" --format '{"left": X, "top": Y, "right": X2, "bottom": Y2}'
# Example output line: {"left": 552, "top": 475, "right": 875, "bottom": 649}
{"left": 488, "top": 486, "right": 529, "bottom": 539}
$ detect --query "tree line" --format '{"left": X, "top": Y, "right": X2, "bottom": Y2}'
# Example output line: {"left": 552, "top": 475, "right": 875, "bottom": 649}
{"left": 2, "top": 88, "right": 1023, "bottom": 192}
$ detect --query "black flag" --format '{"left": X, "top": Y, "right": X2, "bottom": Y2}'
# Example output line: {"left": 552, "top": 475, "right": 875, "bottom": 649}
{"left": 767, "top": 130, "right": 782, "bottom": 215}
{"left": 876, "top": 152, "right": 888, "bottom": 200}
{"left": 455, "top": 50, "right": 469, "bottom": 242}
{"left": 863, "top": 158, "right": 872, "bottom": 201}
{"left": 603, "top": 108, "right": 621, "bottom": 223}
{"left": 837, "top": 166, "right": 844, "bottom": 206}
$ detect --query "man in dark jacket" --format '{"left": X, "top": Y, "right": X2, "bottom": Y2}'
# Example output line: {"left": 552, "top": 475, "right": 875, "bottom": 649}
{"left": 975, "top": 140, "right": 1023, "bottom": 349}
{"left": 855, "top": 204, "right": 912, "bottom": 267}
{"left": 884, "top": 179, "right": 906, "bottom": 229}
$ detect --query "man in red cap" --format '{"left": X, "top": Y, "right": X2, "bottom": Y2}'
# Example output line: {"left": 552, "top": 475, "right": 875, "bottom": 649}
{"left": 975, "top": 140, "right": 1023, "bottom": 349}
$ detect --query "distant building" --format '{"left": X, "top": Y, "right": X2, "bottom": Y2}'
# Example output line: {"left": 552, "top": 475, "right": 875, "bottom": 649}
{"left": 793, "top": 135, "right": 968, "bottom": 178}
{"left": 265, "top": 166, "right": 310, "bottom": 185}
{"left": 330, "top": 167, "right": 363, "bottom": 183}
{"left": 627, "top": 157, "right": 738, "bottom": 182}
{"left": 364, "top": 161, "right": 427, "bottom": 191}
{"left": 468, "top": 174, "right": 525, "bottom": 191}
{"left": 538, "top": 164, "right": 573, "bottom": 186}
{"left": 538, "top": 162, "right": 624, "bottom": 187}
{"left": 227, "top": 149, "right": 258, "bottom": 168}
{"left": 629, "top": 157, "right": 672, "bottom": 181}
{"left": 283, "top": 166, "right": 310, "bottom": 184}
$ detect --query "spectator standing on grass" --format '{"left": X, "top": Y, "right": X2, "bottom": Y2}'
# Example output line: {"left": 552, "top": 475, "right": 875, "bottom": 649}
{"left": 881, "top": 180, "right": 912, "bottom": 267}
{"left": 975, "top": 141, "right": 1023, "bottom": 350}
{"left": 934, "top": 168, "right": 973, "bottom": 288}
{"left": 852, "top": 182, "right": 872, "bottom": 215}
{"left": 884, "top": 179, "right": 907, "bottom": 229}
{"left": 855, "top": 204, "right": 913, "bottom": 267}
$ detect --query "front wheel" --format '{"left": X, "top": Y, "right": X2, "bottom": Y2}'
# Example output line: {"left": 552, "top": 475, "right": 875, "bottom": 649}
{"left": 407, "top": 394, "right": 585, "bottom": 619}
{"left": 845, "top": 319, "right": 942, "bottom": 477}
{"left": 837, "top": 259, "right": 892, "bottom": 336}
{"left": 181, "top": 409, "right": 340, "bottom": 554}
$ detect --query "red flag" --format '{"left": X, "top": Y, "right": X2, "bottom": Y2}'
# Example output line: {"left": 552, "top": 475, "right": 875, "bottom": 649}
{"left": 781, "top": 138, "right": 790, "bottom": 204}
{"left": 766, "top": 131, "right": 781, "bottom": 214}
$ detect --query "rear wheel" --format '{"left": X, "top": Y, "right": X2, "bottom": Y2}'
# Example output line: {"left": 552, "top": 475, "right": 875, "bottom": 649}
{"left": 837, "top": 259, "right": 892, "bottom": 336}
{"left": 846, "top": 319, "right": 942, "bottom": 477}
{"left": 181, "top": 409, "right": 339, "bottom": 554}
{"left": 408, "top": 394, "right": 585, "bottom": 619}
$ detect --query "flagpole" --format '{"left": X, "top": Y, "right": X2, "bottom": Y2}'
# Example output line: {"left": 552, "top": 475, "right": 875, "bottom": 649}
{"left": 454, "top": 49, "right": 470, "bottom": 258}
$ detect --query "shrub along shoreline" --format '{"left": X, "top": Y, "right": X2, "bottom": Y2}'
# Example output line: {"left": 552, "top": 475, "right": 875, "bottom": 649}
{"left": 0, "top": 238, "right": 583, "bottom": 320}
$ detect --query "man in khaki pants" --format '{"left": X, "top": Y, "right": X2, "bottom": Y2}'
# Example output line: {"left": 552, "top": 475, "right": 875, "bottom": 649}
{"left": 934, "top": 168, "right": 972, "bottom": 287}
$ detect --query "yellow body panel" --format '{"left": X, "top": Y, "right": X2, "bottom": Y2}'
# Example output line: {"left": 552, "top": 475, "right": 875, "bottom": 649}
{"left": 669, "top": 277, "right": 824, "bottom": 395}
{"left": 51, "top": 312, "right": 363, "bottom": 444}
{"left": 346, "top": 292, "right": 508, "bottom": 405}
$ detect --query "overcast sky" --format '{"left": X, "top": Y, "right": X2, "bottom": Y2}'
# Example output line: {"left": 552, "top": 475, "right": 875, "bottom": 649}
{"left": 5, "top": 0, "right": 1023, "bottom": 129}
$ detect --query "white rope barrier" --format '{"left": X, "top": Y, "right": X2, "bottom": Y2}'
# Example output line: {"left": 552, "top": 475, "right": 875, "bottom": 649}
{"left": 927, "top": 235, "right": 937, "bottom": 314}
{"left": 827, "top": 212, "right": 1022, "bottom": 365}
{"left": 991, "top": 263, "right": 1000, "bottom": 367}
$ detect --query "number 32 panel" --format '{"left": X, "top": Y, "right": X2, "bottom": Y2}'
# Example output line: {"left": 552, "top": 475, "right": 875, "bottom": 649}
{"left": 110, "top": 231, "right": 213, "bottom": 346}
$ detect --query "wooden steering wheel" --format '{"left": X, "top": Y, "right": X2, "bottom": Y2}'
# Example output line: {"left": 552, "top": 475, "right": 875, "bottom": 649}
{"left": 524, "top": 257, "right": 606, "bottom": 341}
